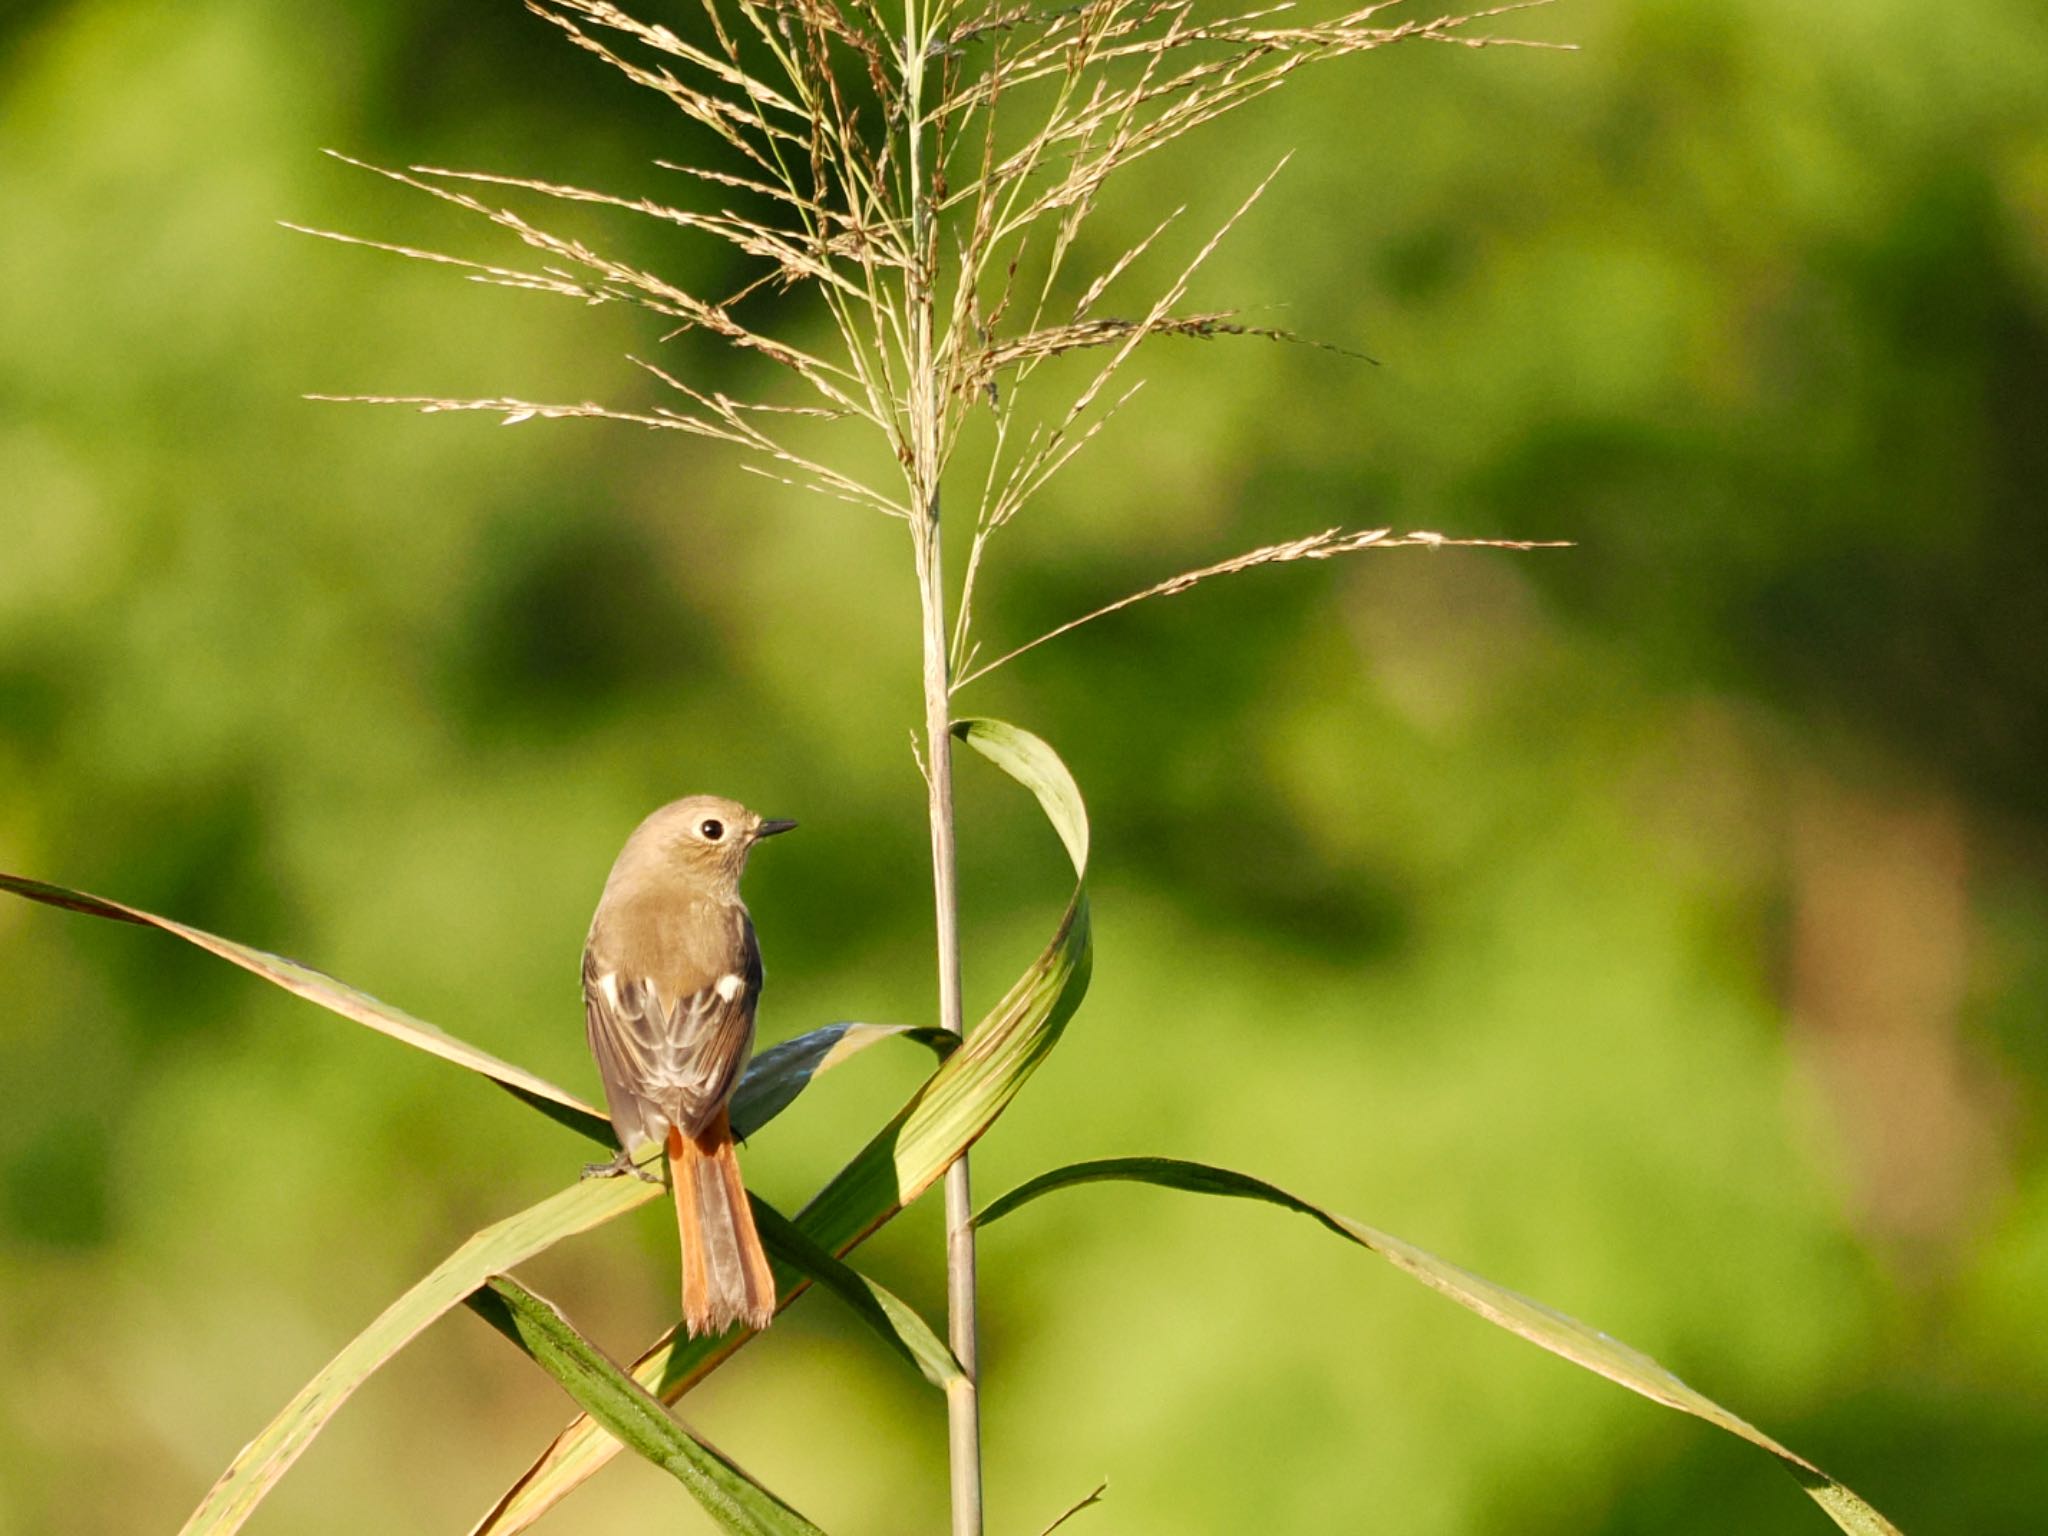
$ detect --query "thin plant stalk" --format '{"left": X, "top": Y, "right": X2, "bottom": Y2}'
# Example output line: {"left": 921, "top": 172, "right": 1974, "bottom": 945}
{"left": 916, "top": 506, "right": 982, "bottom": 1536}
{"left": 902, "top": 2, "right": 986, "bottom": 1532}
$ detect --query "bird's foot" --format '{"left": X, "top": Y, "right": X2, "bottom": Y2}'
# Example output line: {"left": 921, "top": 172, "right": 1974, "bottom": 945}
{"left": 581, "top": 1149, "right": 660, "bottom": 1184}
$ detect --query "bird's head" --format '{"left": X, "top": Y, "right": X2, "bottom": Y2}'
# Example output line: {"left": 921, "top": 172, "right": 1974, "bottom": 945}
{"left": 619, "top": 794, "right": 796, "bottom": 898}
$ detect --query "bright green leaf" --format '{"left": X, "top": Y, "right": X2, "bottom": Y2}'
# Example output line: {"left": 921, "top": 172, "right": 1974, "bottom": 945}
{"left": 176, "top": 1174, "right": 662, "bottom": 1536}
{"left": 977, "top": 1157, "right": 1903, "bottom": 1536}
{"left": 175, "top": 1020, "right": 937, "bottom": 1536}
{"left": 0, "top": 873, "right": 944, "bottom": 1152}
{"left": 0, "top": 871, "right": 611, "bottom": 1143}
{"left": 469, "top": 1276, "right": 828, "bottom": 1536}
{"left": 473, "top": 716, "right": 1092, "bottom": 1535}
{"left": 750, "top": 1199, "right": 962, "bottom": 1388}
{"left": 733, "top": 1022, "right": 957, "bottom": 1140}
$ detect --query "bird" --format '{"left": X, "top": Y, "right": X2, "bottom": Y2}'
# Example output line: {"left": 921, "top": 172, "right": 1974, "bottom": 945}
{"left": 581, "top": 795, "right": 796, "bottom": 1336}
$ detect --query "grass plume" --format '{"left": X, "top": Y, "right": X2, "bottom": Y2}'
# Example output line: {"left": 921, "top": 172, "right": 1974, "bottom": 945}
{"left": 301, "top": 1, "right": 1563, "bottom": 1530}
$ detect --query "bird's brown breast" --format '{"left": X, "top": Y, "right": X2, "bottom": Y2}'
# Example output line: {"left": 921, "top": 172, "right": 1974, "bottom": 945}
{"left": 587, "top": 888, "right": 749, "bottom": 1008}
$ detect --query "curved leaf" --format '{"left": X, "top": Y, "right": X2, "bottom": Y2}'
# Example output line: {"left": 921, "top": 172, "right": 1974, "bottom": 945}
{"left": 469, "top": 1277, "right": 828, "bottom": 1536}
{"left": 977, "top": 1158, "right": 1902, "bottom": 1536}
{"left": 472, "top": 716, "right": 1092, "bottom": 1535}
{"left": 0, "top": 872, "right": 610, "bottom": 1143}
{"left": 177, "top": 1174, "right": 663, "bottom": 1536}
{"left": 751, "top": 1199, "right": 962, "bottom": 1388}
{"left": 0, "top": 873, "right": 944, "bottom": 1152}
{"left": 733, "top": 1022, "right": 957, "bottom": 1140}
{"left": 177, "top": 1021, "right": 940, "bottom": 1536}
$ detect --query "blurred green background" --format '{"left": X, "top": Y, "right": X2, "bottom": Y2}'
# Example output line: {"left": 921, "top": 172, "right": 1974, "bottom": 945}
{"left": 3, "top": 1, "right": 2045, "bottom": 1531}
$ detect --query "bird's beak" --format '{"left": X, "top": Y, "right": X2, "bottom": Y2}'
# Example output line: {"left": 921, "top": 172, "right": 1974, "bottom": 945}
{"left": 754, "top": 818, "right": 798, "bottom": 840}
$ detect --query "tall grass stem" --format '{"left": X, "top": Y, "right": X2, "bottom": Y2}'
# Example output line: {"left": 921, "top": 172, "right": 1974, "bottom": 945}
{"left": 904, "top": 2, "right": 985, "bottom": 1529}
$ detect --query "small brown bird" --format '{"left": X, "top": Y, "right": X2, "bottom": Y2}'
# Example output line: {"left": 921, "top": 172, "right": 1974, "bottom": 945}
{"left": 582, "top": 795, "right": 795, "bottom": 1336}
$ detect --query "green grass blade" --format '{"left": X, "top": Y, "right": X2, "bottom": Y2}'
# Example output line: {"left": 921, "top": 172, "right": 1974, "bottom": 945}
{"left": 177, "top": 1174, "right": 662, "bottom": 1536}
{"left": 0, "top": 874, "right": 947, "bottom": 1150}
{"left": 954, "top": 716, "right": 1090, "bottom": 870}
{"left": 977, "top": 1157, "right": 1903, "bottom": 1536}
{"left": 471, "top": 716, "right": 1091, "bottom": 1535}
{"left": 176, "top": 1020, "right": 934, "bottom": 1536}
{"left": 469, "top": 1277, "right": 829, "bottom": 1536}
{"left": 0, "top": 871, "right": 611, "bottom": 1142}
{"left": 733, "top": 1022, "right": 957, "bottom": 1139}
{"left": 750, "top": 1198, "right": 962, "bottom": 1388}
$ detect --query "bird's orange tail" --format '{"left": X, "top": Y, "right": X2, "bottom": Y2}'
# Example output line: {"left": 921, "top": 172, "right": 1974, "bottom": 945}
{"left": 668, "top": 1109, "right": 776, "bottom": 1336}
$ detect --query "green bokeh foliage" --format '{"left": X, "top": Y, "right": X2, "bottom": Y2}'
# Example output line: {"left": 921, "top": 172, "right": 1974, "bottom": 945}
{"left": 1, "top": 0, "right": 2044, "bottom": 1532}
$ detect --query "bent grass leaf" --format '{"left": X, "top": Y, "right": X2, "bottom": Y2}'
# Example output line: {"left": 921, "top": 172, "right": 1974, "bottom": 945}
{"left": 469, "top": 1276, "right": 828, "bottom": 1536}
{"left": 472, "top": 716, "right": 1090, "bottom": 1535}
{"left": 178, "top": 1174, "right": 662, "bottom": 1536}
{"left": 0, "top": 872, "right": 610, "bottom": 1143}
{"left": 733, "top": 1022, "right": 957, "bottom": 1138}
{"left": 0, "top": 874, "right": 943, "bottom": 1150}
{"left": 178, "top": 1021, "right": 939, "bottom": 1536}
{"left": 976, "top": 1158, "right": 1903, "bottom": 1536}
{"left": 750, "top": 1199, "right": 963, "bottom": 1388}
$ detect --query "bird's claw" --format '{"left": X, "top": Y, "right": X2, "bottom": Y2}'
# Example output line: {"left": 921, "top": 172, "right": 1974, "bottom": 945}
{"left": 581, "top": 1150, "right": 660, "bottom": 1184}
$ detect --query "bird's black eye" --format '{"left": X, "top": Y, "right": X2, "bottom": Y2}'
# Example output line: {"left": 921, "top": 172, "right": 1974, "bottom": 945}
{"left": 699, "top": 819, "right": 725, "bottom": 842}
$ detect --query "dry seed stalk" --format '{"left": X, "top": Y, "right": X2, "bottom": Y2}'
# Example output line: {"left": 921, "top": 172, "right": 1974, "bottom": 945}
{"left": 305, "top": 1, "right": 1560, "bottom": 631}
{"left": 955, "top": 526, "right": 1574, "bottom": 688}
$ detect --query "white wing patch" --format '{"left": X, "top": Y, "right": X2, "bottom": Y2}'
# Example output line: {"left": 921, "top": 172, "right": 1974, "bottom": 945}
{"left": 583, "top": 914, "right": 762, "bottom": 1143}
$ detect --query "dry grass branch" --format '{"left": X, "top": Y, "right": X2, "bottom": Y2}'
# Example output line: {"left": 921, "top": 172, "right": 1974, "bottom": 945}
{"left": 956, "top": 155, "right": 1288, "bottom": 649}
{"left": 308, "top": 0, "right": 1557, "bottom": 569}
{"left": 280, "top": 222, "right": 611, "bottom": 305}
{"left": 953, "top": 525, "right": 1574, "bottom": 689}
{"left": 326, "top": 152, "right": 876, "bottom": 423}
{"left": 308, "top": 389, "right": 903, "bottom": 518}
{"left": 411, "top": 164, "right": 885, "bottom": 300}
{"left": 1036, "top": 1480, "right": 1111, "bottom": 1536}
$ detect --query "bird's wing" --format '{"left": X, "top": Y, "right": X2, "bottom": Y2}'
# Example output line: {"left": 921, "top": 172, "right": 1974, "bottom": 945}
{"left": 584, "top": 913, "right": 762, "bottom": 1147}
